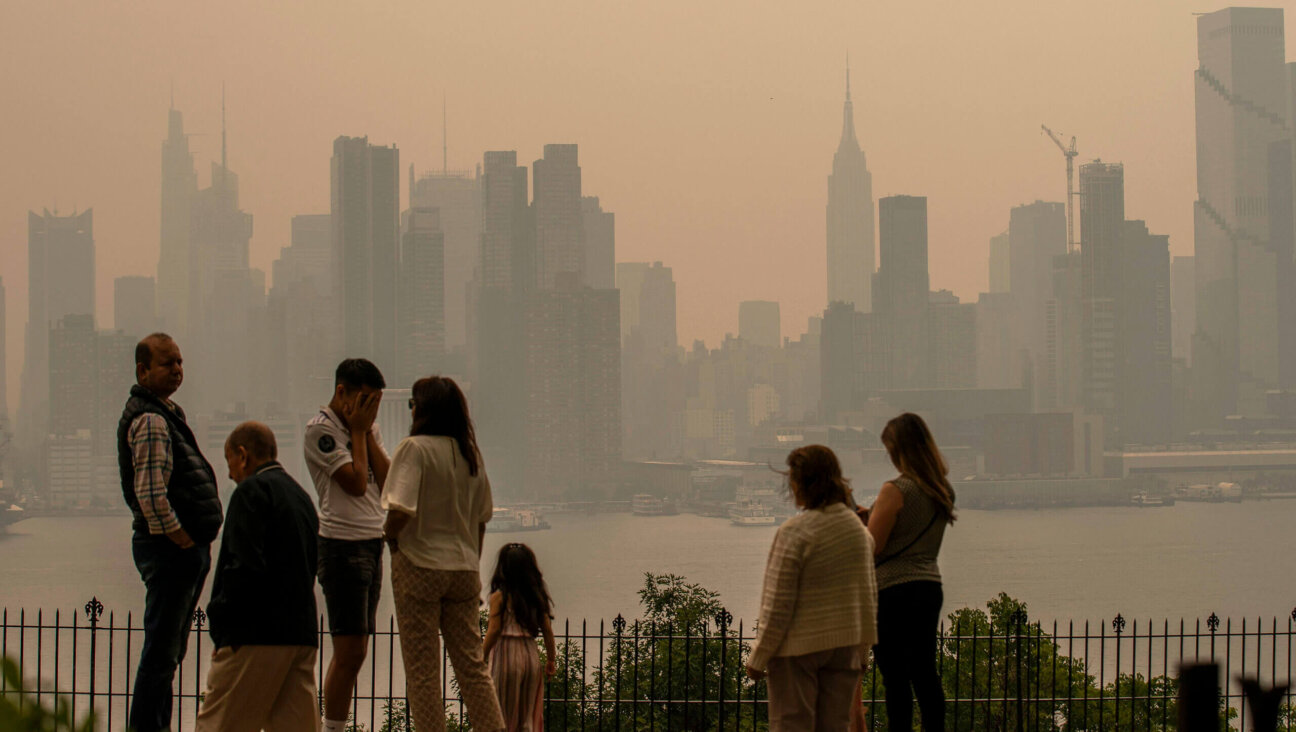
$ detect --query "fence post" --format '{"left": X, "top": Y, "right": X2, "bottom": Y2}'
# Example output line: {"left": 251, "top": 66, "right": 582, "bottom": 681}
{"left": 1112, "top": 614, "right": 1125, "bottom": 728}
{"left": 716, "top": 608, "right": 732, "bottom": 731}
{"left": 84, "top": 597, "right": 104, "bottom": 714}
{"left": 1012, "top": 607, "right": 1026, "bottom": 732}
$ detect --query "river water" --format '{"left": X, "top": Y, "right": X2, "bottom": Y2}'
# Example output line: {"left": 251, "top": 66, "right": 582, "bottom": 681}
{"left": 1, "top": 500, "right": 1292, "bottom": 626}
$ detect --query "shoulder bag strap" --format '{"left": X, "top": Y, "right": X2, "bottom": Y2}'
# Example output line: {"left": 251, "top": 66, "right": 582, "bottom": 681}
{"left": 875, "top": 512, "right": 940, "bottom": 568}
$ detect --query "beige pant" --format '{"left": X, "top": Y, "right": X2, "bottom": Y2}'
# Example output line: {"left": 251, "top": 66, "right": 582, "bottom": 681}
{"left": 391, "top": 550, "right": 505, "bottom": 732}
{"left": 766, "top": 645, "right": 862, "bottom": 732}
{"left": 196, "top": 645, "right": 319, "bottom": 732}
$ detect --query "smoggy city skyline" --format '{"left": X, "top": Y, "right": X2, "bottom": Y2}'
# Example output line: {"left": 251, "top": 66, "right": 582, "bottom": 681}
{"left": 3, "top": 1, "right": 1294, "bottom": 412}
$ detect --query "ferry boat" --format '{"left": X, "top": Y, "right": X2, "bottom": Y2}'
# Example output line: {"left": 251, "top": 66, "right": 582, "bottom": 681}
{"left": 729, "top": 503, "right": 777, "bottom": 527}
{"left": 486, "top": 507, "right": 551, "bottom": 533}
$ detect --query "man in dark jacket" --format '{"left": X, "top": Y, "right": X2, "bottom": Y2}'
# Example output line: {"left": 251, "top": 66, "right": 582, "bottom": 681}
{"left": 197, "top": 421, "right": 320, "bottom": 732}
{"left": 118, "top": 333, "right": 223, "bottom": 732}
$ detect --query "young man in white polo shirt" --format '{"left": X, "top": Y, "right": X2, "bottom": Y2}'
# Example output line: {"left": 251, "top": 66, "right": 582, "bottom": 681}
{"left": 304, "top": 358, "right": 391, "bottom": 732}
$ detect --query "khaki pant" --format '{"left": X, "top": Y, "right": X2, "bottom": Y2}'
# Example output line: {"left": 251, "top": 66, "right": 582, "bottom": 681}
{"left": 391, "top": 550, "right": 505, "bottom": 732}
{"left": 196, "top": 645, "right": 318, "bottom": 732}
{"left": 766, "top": 645, "right": 861, "bottom": 732}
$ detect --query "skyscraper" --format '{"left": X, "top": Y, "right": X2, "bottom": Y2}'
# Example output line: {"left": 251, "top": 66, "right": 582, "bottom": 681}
{"left": 875, "top": 195, "right": 930, "bottom": 387}
{"left": 1009, "top": 200, "right": 1067, "bottom": 404}
{"left": 1171, "top": 256, "right": 1195, "bottom": 366}
{"left": 819, "top": 302, "right": 891, "bottom": 422}
{"left": 618, "top": 262, "right": 682, "bottom": 460}
{"left": 988, "top": 231, "right": 1010, "bottom": 294}
{"left": 331, "top": 136, "right": 400, "bottom": 374}
{"left": 96, "top": 329, "right": 136, "bottom": 458}
{"left": 1120, "top": 220, "right": 1173, "bottom": 445}
{"left": 156, "top": 106, "right": 196, "bottom": 335}
{"left": 1044, "top": 251, "right": 1083, "bottom": 411}
{"left": 929, "top": 290, "right": 977, "bottom": 389}
{"left": 49, "top": 315, "right": 97, "bottom": 438}
{"left": 20, "top": 209, "right": 94, "bottom": 441}
{"left": 582, "top": 196, "right": 615, "bottom": 289}
{"left": 397, "top": 207, "right": 445, "bottom": 386}
{"left": 266, "top": 214, "right": 336, "bottom": 415}
{"left": 1079, "top": 161, "right": 1124, "bottom": 427}
{"left": 739, "top": 301, "right": 782, "bottom": 348}
{"left": 114, "top": 276, "right": 157, "bottom": 340}
{"left": 617, "top": 262, "right": 678, "bottom": 356}
{"left": 187, "top": 108, "right": 256, "bottom": 414}
{"left": 473, "top": 151, "right": 532, "bottom": 493}
{"left": 523, "top": 281, "right": 620, "bottom": 499}
{"left": 410, "top": 167, "right": 480, "bottom": 353}
{"left": 1193, "top": 7, "right": 1290, "bottom": 420}
{"left": 826, "top": 65, "right": 875, "bottom": 312}
{"left": 533, "top": 144, "right": 584, "bottom": 290}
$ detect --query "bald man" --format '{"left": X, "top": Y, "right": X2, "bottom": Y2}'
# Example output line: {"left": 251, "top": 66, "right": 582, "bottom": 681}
{"left": 198, "top": 422, "right": 321, "bottom": 732}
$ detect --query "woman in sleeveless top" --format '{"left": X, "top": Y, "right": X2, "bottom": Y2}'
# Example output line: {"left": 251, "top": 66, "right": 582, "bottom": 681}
{"left": 862, "top": 413, "right": 956, "bottom": 732}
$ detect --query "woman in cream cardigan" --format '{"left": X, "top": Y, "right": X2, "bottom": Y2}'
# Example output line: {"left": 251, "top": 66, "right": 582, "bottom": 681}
{"left": 746, "top": 444, "right": 878, "bottom": 732}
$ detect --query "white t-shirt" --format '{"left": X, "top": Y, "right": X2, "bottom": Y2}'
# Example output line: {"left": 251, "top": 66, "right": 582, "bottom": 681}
{"left": 304, "top": 406, "right": 388, "bottom": 540}
{"left": 381, "top": 435, "right": 493, "bottom": 572}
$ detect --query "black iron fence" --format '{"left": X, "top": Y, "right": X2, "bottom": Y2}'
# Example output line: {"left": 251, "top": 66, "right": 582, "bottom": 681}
{"left": 2, "top": 599, "right": 1295, "bottom": 730}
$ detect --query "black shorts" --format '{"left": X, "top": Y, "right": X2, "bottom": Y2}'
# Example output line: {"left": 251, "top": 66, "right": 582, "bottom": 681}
{"left": 318, "top": 536, "right": 384, "bottom": 636}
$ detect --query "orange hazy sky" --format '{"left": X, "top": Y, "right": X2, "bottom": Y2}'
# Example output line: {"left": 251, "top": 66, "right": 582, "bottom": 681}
{"left": 3, "top": 1, "right": 1292, "bottom": 410}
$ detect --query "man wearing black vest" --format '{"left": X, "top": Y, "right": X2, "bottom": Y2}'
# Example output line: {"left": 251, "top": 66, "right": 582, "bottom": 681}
{"left": 118, "top": 333, "right": 223, "bottom": 732}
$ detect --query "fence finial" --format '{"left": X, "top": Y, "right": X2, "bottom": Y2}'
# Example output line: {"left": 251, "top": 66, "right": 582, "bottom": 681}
{"left": 1207, "top": 613, "right": 1220, "bottom": 633}
{"left": 715, "top": 608, "right": 733, "bottom": 630}
{"left": 193, "top": 607, "right": 207, "bottom": 629}
{"left": 612, "top": 614, "right": 626, "bottom": 634}
{"left": 84, "top": 597, "right": 104, "bottom": 623}
{"left": 1113, "top": 614, "right": 1126, "bottom": 634}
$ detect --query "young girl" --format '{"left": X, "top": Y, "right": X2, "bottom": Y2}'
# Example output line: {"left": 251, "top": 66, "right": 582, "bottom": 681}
{"left": 483, "top": 543, "right": 558, "bottom": 732}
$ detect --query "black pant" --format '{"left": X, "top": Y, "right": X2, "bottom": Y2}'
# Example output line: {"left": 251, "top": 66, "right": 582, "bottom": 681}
{"left": 875, "top": 580, "right": 945, "bottom": 732}
{"left": 130, "top": 533, "right": 212, "bottom": 732}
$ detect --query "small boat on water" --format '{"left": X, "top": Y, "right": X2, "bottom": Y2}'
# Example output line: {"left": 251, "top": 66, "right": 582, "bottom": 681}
{"left": 486, "top": 507, "right": 551, "bottom": 533}
{"left": 730, "top": 503, "right": 777, "bottom": 527}
{"left": 0, "top": 504, "right": 26, "bottom": 530}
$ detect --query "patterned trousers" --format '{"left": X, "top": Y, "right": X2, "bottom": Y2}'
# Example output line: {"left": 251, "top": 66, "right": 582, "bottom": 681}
{"left": 392, "top": 550, "right": 505, "bottom": 732}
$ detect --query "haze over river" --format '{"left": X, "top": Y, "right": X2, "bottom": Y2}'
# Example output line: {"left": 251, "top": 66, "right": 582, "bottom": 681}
{"left": 2, "top": 501, "right": 1293, "bottom": 627}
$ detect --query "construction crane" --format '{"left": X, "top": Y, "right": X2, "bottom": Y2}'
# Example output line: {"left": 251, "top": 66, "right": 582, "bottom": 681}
{"left": 1041, "top": 124, "right": 1078, "bottom": 254}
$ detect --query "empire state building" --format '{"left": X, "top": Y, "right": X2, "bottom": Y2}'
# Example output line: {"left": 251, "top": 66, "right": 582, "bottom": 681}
{"left": 826, "top": 65, "right": 875, "bottom": 312}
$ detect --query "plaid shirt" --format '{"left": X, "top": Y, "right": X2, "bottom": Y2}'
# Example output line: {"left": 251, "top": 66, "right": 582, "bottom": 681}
{"left": 129, "top": 412, "right": 180, "bottom": 534}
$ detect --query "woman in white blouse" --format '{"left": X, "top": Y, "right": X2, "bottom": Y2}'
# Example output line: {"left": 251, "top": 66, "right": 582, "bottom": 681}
{"left": 382, "top": 376, "right": 505, "bottom": 732}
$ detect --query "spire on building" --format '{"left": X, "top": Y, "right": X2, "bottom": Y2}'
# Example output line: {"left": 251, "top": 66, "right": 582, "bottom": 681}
{"left": 839, "top": 58, "right": 859, "bottom": 153}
